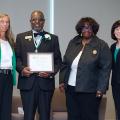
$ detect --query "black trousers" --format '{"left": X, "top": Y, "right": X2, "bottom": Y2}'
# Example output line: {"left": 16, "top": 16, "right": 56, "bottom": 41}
{"left": 65, "top": 85, "right": 101, "bottom": 120}
{"left": 0, "top": 73, "right": 13, "bottom": 120}
{"left": 112, "top": 84, "right": 120, "bottom": 120}
{"left": 20, "top": 77, "right": 54, "bottom": 120}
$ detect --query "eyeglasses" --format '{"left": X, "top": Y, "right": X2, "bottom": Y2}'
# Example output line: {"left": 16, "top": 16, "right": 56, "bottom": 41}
{"left": 31, "top": 18, "right": 45, "bottom": 22}
{"left": 82, "top": 25, "right": 92, "bottom": 32}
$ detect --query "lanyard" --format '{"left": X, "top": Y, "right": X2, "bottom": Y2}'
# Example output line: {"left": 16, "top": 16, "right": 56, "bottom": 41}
{"left": 33, "top": 35, "right": 42, "bottom": 53}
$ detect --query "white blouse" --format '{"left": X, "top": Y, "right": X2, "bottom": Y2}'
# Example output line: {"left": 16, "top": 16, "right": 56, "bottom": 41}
{"left": 68, "top": 51, "right": 83, "bottom": 86}
{"left": 0, "top": 39, "right": 13, "bottom": 69}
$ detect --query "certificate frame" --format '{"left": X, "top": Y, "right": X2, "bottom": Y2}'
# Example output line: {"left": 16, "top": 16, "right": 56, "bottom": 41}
{"left": 27, "top": 52, "right": 54, "bottom": 72}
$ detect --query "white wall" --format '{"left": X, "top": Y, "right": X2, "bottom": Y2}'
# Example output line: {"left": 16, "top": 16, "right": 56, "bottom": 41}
{"left": 0, "top": 0, "right": 50, "bottom": 35}
{"left": 55, "top": 0, "right": 120, "bottom": 53}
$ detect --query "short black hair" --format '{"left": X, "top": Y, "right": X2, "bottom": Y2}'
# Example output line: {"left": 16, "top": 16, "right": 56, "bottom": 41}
{"left": 111, "top": 20, "right": 120, "bottom": 41}
{"left": 75, "top": 17, "right": 99, "bottom": 35}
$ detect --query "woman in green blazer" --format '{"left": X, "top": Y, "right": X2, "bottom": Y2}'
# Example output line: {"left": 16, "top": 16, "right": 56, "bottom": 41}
{"left": 0, "top": 13, "right": 16, "bottom": 120}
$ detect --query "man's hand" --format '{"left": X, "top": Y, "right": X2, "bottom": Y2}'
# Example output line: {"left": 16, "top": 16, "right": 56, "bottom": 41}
{"left": 38, "top": 72, "right": 50, "bottom": 78}
{"left": 22, "top": 67, "right": 33, "bottom": 77}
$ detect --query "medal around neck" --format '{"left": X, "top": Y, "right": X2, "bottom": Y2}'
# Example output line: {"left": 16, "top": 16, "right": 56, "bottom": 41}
{"left": 35, "top": 49, "right": 38, "bottom": 53}
{"left": 34, "top": 36, "right": 42, "bottom": 53}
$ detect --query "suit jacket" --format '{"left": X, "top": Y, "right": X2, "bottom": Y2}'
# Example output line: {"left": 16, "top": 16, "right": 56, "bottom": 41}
{"left": 16, "top": 30, "right": 62, "bottom": 90}
{"left": 59, "top": 35, "right": 111, "bottom": 93}
{"left": 111, "top": 42, "right": 120, "bottom": 85}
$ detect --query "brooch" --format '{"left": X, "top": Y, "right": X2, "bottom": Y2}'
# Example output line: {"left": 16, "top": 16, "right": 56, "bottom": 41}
{"left": 92, "top": 50, "right": 97, "bottom": 55}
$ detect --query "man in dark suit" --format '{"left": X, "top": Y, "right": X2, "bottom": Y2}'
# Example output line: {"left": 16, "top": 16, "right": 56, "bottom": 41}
{"left": 16, "top": 10, "right": 62, "bottom": 120}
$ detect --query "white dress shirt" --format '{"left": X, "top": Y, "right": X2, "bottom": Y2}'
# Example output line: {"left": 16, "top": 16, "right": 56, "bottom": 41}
{"left": 68, "top": 51, "right": 83, "bottom": 86}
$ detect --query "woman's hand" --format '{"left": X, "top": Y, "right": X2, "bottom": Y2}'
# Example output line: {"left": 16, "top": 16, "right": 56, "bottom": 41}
{"left": 59, "top": 83, "right": 65, "bottom": 92}
{"left": 22, "top": 67, "right": 33, "bottom": 77}
{"left": 38, "top": 72, "right": 51, "bottom": 78}
{"left": 96, "top": 91, "right": 103, "bottom": 98}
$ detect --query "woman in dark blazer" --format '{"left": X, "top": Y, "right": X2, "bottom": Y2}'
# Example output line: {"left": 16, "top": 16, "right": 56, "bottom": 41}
{"left": 0, "top": 13, "right": 16, "bottom": 120}
{"left": 110, "top": 20, "right": 120, "bottom": 120}
{"left": 59, "top": 17, "right": 111, "bottom": 120}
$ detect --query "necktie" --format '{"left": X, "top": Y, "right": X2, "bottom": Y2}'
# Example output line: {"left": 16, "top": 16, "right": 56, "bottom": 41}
{"left": 34, "top": 32, "right": 44, "bottom": 37}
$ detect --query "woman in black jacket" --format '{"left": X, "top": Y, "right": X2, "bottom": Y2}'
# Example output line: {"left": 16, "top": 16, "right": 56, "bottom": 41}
{"left": 111, "top": 20, "right": 120, "bottom": 120}
{"left": 59, "top": 17, "right": 111, "bottom": 120}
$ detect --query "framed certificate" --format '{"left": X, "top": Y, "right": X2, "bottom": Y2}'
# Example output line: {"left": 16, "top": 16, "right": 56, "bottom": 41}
{"left": 27, "top": 53, "right": 54, "bottom": 72}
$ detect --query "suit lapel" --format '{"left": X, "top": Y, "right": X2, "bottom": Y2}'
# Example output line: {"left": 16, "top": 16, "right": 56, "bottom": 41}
{"left": 65, "top": 36, "right": 83, "bottom": 65}
{"left": 37, "top": 31, "right": 51, "bottom": 52}
{"left": 24, "top": 31, "right": 36, "bottom": 52}
{"left": 111, "top": 43, "right": 116, "bottom": 67}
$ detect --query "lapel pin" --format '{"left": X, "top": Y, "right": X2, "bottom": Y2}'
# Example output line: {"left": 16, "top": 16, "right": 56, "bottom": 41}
{"left": 25, "top": 36, "right": 32, "bottom": 41}
{"left": 92, "top": 50, "right": 97, "bottom": 55}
